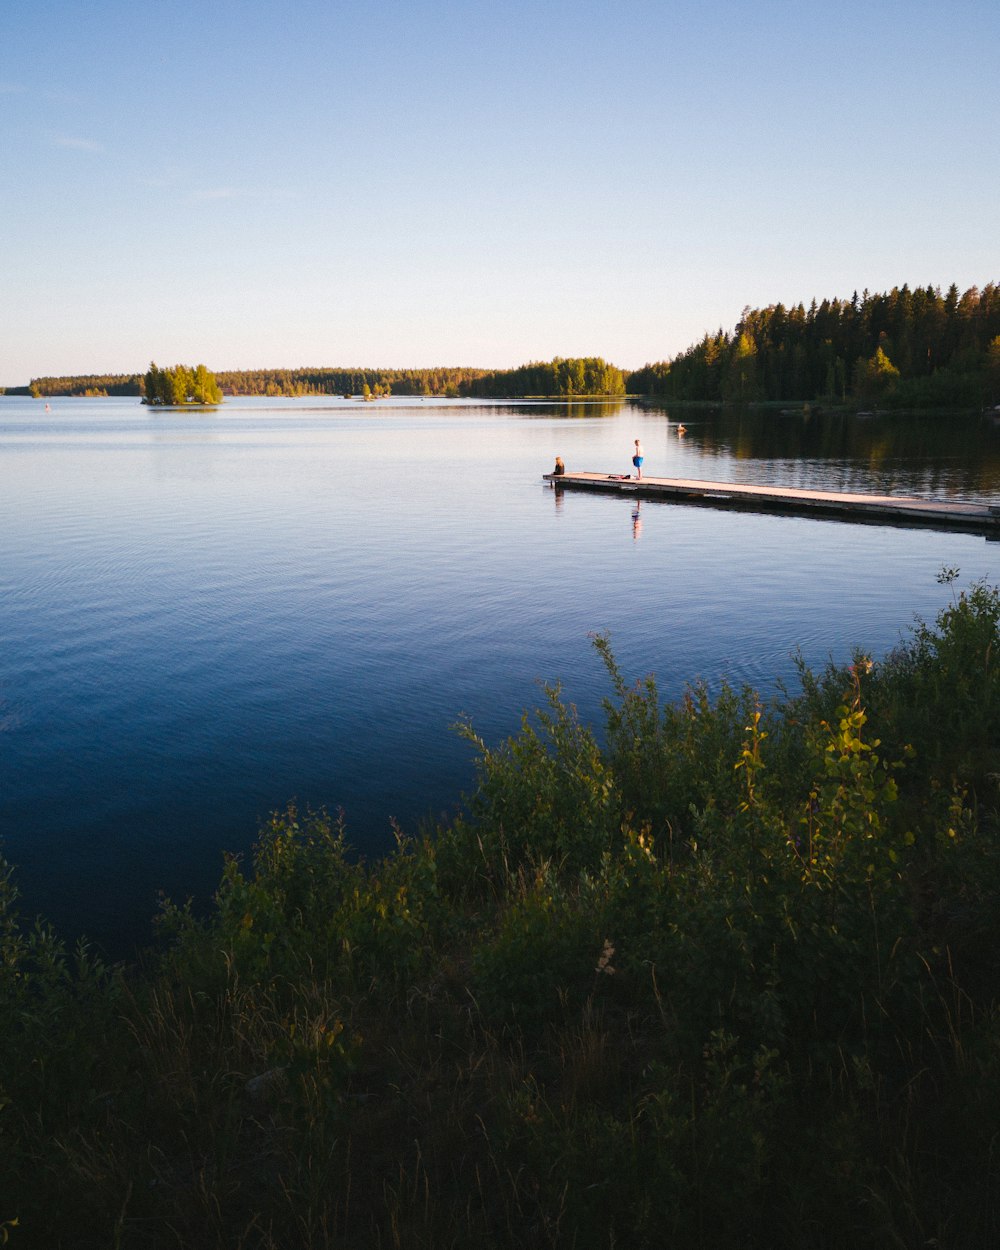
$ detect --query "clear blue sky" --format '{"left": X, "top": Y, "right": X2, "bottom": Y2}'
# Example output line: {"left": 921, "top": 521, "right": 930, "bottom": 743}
{"left": 2, "top": 0, "right": 997, "bottom": 385}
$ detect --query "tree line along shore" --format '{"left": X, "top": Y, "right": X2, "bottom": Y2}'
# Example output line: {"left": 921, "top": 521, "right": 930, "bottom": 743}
{"left": 5, "top": 281, "right": 1000, "bottom": 410}
{"left": 3, "top": 577, "right": 1000, "bottom": 1247}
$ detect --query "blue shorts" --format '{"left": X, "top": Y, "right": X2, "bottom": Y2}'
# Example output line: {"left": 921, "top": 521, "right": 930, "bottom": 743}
{"left": 633, "top": 456, "right": 643, "bottom": 467}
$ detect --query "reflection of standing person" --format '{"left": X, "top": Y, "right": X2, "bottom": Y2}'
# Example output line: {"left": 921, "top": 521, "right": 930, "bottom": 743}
{"left": 632, "top": 439, "right": 644, "bottom": 479}
{"left": 632, "top": 499, "right": 642, "bottom": 540}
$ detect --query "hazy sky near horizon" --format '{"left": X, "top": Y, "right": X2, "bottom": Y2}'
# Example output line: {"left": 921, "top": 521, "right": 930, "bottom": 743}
{"left": 2, "top": 0, "right": 997, "bottom": 385}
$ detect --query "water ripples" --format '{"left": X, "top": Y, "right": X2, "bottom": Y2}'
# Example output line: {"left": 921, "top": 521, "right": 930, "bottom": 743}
{"left": 3, "top": 396, "right": 999, "bottom": 953}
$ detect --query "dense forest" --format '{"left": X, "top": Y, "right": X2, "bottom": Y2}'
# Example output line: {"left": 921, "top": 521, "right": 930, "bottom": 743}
{"left": 6, "top": 283, "right": 1000, "bottom": 408}
{"left": 212, "top": 365, "right": 491, "bottom": 397}
{"left": 8, "top": 373, "right": 144, "bottom": 398}
{"left": 628, "top": 282, "right": 1000, "bottom": 408}
{"left": 464, "top": 356, "right": 626, "bottom": 397}
{"left": 4, "top": 367, "right": 489, "bottom": 400}
{"left": 5, "top": 367, "right": 486, "bottom": 400}
{"left": 8, "top": 359, "right": 623, "bottom": 400}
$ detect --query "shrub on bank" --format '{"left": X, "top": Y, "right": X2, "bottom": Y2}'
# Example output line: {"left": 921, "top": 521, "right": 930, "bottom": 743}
{"left": 3, "top": 579, "right": 1000, "bottom": 1247}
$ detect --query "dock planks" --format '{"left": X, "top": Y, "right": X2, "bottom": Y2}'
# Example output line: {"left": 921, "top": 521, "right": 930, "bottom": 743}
{"left": 542, "top": 471, "right": 1000, "bottom": 534}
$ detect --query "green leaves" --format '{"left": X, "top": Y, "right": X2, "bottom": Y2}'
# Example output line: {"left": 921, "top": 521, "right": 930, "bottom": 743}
{"left": 142, "top": 361, "right": 222, "bottom": 406}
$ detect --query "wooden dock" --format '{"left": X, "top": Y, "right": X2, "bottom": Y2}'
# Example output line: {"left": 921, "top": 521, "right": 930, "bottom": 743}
{"left": 543, "top": 471, "right": 1000, "bottom": 534}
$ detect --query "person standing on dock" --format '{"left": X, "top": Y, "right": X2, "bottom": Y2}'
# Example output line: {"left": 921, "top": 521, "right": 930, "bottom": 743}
{"left": 632, "top": 439, "right": 644, "bottom": 480}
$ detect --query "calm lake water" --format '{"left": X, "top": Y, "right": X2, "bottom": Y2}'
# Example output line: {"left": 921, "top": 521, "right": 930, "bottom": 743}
{"left": 2, "top": 395, "right": 999, "bottom": 954}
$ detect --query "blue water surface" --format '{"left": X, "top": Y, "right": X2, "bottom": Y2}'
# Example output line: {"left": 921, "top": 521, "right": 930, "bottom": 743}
{"left": 2, "top": 395, "right": 998, "bottom": 953}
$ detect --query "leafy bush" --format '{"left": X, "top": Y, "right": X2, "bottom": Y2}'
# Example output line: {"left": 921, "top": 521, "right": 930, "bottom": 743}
{"left": 4, "top": 579, "right": 1000, "bottom": 1246}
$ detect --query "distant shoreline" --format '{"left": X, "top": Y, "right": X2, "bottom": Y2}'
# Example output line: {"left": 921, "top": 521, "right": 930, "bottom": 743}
{"left": 3, "top": 390, "right": 992, "bottom": 417}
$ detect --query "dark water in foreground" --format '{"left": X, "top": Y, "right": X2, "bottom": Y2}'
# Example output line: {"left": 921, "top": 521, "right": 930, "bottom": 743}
{"left": 2, "top": 396, "right": 999, "bottom": 953}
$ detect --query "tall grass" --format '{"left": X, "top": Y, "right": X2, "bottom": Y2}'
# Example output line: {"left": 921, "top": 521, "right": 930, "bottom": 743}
{"left": 3, "top": 578, "right": 1000, "bottom": 1247}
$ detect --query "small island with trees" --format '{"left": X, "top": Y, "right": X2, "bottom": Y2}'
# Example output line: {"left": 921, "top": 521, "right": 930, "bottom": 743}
{"left": 142, "top": 362, "right": 223, "bottom": 406}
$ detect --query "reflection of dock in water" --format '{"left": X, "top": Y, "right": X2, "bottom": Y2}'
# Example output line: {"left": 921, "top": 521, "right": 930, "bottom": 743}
{"left": 544, "top": 472, "right": 1000, "bottom": 535}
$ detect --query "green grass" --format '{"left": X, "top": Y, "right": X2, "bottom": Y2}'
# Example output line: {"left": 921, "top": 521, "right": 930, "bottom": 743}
{"left": 3, "top": 577, "right": 1000, "bottom": 1247}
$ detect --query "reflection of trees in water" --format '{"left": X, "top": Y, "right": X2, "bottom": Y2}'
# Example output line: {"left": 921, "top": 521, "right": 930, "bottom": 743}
{"left": 650, "top": 406, "right": 1000, "bottom": 498}
{"left": 506, "top": 398, "right": 630, "bottom": 420}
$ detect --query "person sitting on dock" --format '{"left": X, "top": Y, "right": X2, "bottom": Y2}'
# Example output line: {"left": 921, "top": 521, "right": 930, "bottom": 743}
{"left": 632, "top": 439, "right": 644, "bottom": 480}
{"left": 552, "top": 456, "right": 566, "bottom": 476}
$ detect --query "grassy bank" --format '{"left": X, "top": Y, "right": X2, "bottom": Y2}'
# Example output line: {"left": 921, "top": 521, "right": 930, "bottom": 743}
{"left": 3, "top": 577, "right": 1000, "bottom": 1247}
